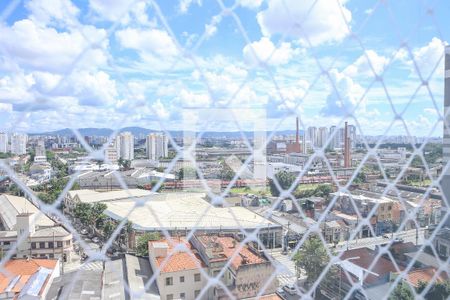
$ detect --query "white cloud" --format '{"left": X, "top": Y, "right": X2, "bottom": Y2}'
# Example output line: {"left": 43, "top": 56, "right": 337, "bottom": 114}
{"left": 177, "top": 89, "right": 211, "bottom": 108}
{"left": 243, "top": 37, "right": 295, "bottom": 66}
{"left": 321, "top": 69, "right": 365, "bottom": 116}
{"left": 0, "top": 19, "right": 108, "bottom": 73}
{"left": 26, "top": 0, "right": 80, "bottom": 28}
{"left": 0, "top": 103, "right": 13, "bottom": 112}
{"left": 116, "top": 28, "right": 179, "bottom": 59}
{"left": 239, "top": 0, "right": 263, "bottom": 9}
{"left": 344, "top": 50, "right": 389, "bottom": 78}
{"left": 179, "top": 0, "right": 202, "bottom": 14}
{"left": 409, "top": 37, "right": 446, "bottom": 79}
{"left": 257, "top": 0, "right": 351, "bottom": 46}
{"left": 89, "top": 0, "right": 150, "bottom": 24}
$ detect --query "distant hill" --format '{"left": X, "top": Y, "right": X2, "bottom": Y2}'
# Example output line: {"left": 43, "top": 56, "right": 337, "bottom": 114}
{"left": 30, "top": 127, "right": 303, "bottom": 138}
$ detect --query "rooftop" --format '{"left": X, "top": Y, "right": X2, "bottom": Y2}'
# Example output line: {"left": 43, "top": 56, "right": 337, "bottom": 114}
{"left": 196, "top": 235, "right": 266, "bottom": 271}
{"left": 0, "top": 259, "right": 58, "bottom": 296}
{"left": 340, "top": 248, "right": 403, "bottom": 285}
{"left": 404, "top": 267, "right": 449, "bottom": 288}
{"left": 102, "top": 192, "right": 278, "bottom": 231}
{"left": 149, "top": 238, "right": 205, "bottom": 273}
{"left": 72, "top": 188, "right": 153, "bottom": 204}
{"left": 0, "top": 194, "right": 54, "bottom": 230}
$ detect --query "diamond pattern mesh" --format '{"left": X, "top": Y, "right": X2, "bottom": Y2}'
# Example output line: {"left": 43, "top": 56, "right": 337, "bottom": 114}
{"left": 0, "top": 0, "right": 449, "bottom": 300}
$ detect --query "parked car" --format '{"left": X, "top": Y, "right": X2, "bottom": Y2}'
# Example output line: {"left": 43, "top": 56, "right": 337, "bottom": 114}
{"left": 393, "top": 237, "right": 404, "bottom": 243}
{"left": 283, "top": 284, "right": 298, "bottom": 295}
{"left": 383, "top": 234, "right": 390, "bottom": 239}
{"left": 91, "top": 237, "right": 100, "bottom": 243}
{"left": 276, "top": 287, "right": 286, "bottom": 298}
{"left": 80, "top": 229, "right": 88, "bottom": 235}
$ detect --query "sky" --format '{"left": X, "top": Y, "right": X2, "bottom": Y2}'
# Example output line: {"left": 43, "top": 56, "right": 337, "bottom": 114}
{"left": 0, "top": 0, "right": 448, "bottom": 137}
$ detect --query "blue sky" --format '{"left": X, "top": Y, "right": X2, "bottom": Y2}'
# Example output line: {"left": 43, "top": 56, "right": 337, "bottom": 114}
{"left": 0, "top": 0, "right": 448, "bottom": 137}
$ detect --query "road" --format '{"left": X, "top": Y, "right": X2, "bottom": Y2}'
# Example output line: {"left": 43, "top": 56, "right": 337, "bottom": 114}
{"left": 335, "top": 228, "right": 425, "bottom": 250}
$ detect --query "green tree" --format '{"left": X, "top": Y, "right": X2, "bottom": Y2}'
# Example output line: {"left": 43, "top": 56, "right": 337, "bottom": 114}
{"left": 389, "top": 282, "right": 414, "bottom": 300}
{"left": 269, "top": 171, "right": 297, "bottom": 197}
{"left": 220, "top": 162, "right": 235, "bottom": 181}
{"left": 416, "top": 280, "right": 450, "bottom": 300}
{"left": 136, "top": 232, "right": 161, "bottom": 256}
{"left": 293, "top": 236, "right": 330, "bottom": 284}
{"left": 314, "top": 184, "right": 333, "bottom": 197}
{"left": 176, "top": 166, "right": 198, "bottom": 180}
{"left": 74, "top": 202, "right": 92, "bottom": 224}
{"left": 102, "top": 220, "right": 116, "bottom": 240}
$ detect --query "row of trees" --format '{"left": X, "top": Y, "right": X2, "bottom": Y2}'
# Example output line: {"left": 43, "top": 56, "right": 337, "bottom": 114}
{"left": 390, "top": 280, "right": 450, "bottom": 300}
{"left": 268, "top": 170, "right": 333, "bottom": 198}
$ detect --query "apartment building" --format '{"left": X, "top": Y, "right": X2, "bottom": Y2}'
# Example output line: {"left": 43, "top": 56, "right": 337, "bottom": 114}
{"left": 146, "top": 133, "right": 169, "bottom": 160}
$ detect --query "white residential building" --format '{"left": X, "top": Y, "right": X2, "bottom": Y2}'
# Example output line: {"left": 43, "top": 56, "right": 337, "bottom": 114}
{"left": 118, "top": 132, "right": 134, "bottom": 160}
{"left": 0, "top": 132, "right": 7, "bottom": 153}
{"left": 317, "top": 127, "right": 329, "bottom": 148}
{"left": 10, "top": 133, "right": 27, "bottom": 155}
{"left": 307, "top": 126, "right": 317, "bottom": 147}
{"left": 146, "top": 133, "right": 169, "bottom": 160}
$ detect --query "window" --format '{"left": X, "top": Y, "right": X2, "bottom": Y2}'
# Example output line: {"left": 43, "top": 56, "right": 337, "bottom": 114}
{"left": 165, "top": 277, "right": 173, "bottom": 286}
{"left": 39, "top": 242, "right": 45, "bottom": 249}
{"left": 57, "top": 241, "right": 63, "bottom": 248}
{"left": 195, "top": 290, "right": 200, "bottom": 297}
{"left": 48, "top": 242, "right": 54, "bottom": 248}
{"left": 3, "top": 241, "right": 10, "bottom": 246}
{"left": 66, "top": 240, "right": 71, "bottom": 245}
{"left": 31, "top": 242, "right": 36, "bottom": 249}
{"left": 180, "top": 276, "right": 184, "bottom": 283}
{"left": 180, "top": 293, "right": 185, "bottom": 299}
{"left": 194, "top": 273, "right": 201, "bottom": 282}
{"left": 166, "top": 294, "right": 173, "bottom": 300}
{"left": 49, "top": 254, "right": 54, "bottom": 258}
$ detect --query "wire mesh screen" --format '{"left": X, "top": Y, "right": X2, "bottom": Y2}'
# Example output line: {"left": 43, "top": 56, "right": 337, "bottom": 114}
{"left": 0, "top": 0, "right": 449, "bottom": 299}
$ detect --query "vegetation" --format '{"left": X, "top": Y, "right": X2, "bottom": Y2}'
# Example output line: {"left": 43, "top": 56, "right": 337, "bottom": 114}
{"left": 136, "top": 232, "right": 161, "bottom": 256}
{"left": 176, "top": 166, "right": 199, "bottom": 180}
{"left": 0, "top": 152, "right": 12, "bottom": 159}
{"left": 269, "top": 171, "right": 297, "bottom": 197}
{"left": 294, "top": 184, "right": 333, "bottom": 199}
{"left": 73, "top": 202, "right": 108, "bottom": 231}
{"left": 35, "top": 177, "right": 80, "bottom": 205}
{"left": 219, "top": 161, "right": 235, "bottom": 181}
{"left": 118, "top": 158, "right": 131, "bottom": 170}
{"left": 416, "top": 280, "right": 450, "bottom": 300}
{"left": 293, "top": 236, "right": 331, "bottom": 284}
{"left": 389, "top": 282, "right": 414, "bottom": 300}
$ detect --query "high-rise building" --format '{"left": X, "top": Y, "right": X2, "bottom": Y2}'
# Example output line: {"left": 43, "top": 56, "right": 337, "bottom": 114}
{"left": 146, "top": 133, "right": 168, "bottom": 160}
{"left": 34, "top": 139, "right": 47, "bottom": 163}
{"left": 329, "top": 126, "right": 337, "bottom": 150}
{"left": 317, "top": 127, "right": 328, "bottom": 148}
{"left": 118, "top": 132, "right": 134, "bottom": 160}
{"left": 442, "top": 45, "right": 450, "bottom": 227}
{"left": 307, "top": 126, "right": 317, "bottom": 147}
{"left": 348, "top": 124, "right": 357, "bottom": 148}
{"left": 10, "top": 133, "right": 27, "bottom": 155}
{"left": 0, "top": 132, "right": 7, "bottom": 153}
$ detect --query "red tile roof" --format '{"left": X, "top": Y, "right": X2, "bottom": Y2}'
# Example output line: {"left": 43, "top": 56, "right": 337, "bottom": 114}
{"left": 405, "top": 267, "right": 449, "bottom": 288}
{"left": 196, "top": 235, "right": 266, "bottom": 271}
{"left": 0, "top": 259, "right": 58, "bottom": 294}
{"left": 149, "top": 238, "right": 205, "bottom": 273}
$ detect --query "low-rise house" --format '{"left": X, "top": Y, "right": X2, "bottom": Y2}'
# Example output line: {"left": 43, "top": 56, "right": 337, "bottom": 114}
{"left": 0, "top": 258, "right": 60, "bottom": 299}
{"left": 148, "top": 238, "right": 207, "bottom": 300}
{"left": 191, "top": 234, "right": 278, "bottom": 299}
{"left": 0, "top": 194, "right": 72, "bottom": 261}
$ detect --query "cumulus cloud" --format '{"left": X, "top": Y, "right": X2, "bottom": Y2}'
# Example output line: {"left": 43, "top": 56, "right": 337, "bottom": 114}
{"left": 407, "top": 37, "right": 446, "bottom": 79}
{"left": 0, "top": 19, "right": 108, "bottom": 73}
{"left": 321, "top": 69, "right": 365, "bottom": 117}
{"left": 268, "top": 80, "right": 309, "bottom": 116}
{"left": 179, "top": 0, "right": 202, "bottom": 14}
{"left": 344, "top": 50, "right": 389, "bottom": 78}
{"left": 257, "top": 0, "right": 351, "bottom": 46}
{"left": 0, "top": 103, "right": 13, "bottom": 112}
{"left": 243, "top": 37, "right": 295, "bottom": 66}
{"left": 26, "top": 0, "right": 80, "bottom": 28}
{"left": 89, "top": 0, "right": 150, "bottom": 25}
{"left": 239, "top": 0, "right": 263, "bottom": 9}
{"left": 115, "top": 28, "right": 179, "bottom": 60}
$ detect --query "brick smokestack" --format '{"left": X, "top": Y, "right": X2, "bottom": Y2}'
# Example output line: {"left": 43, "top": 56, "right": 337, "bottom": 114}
{"left": 344, "top": 122, "right": 351, "bottom": 168}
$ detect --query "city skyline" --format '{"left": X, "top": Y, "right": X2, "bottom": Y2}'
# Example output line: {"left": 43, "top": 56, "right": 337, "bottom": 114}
{"left": 0, "top": 1, "right": 448, "bottom": 136}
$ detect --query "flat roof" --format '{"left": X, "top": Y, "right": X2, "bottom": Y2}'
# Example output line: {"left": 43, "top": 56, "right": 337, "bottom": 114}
{"left": 73, "top": 189, "right": 154, "bottom": 204}
{"left": 103, "top": 192, "right": 279, "bottom": 231}
{"left": 0, "top": 194, "right": 54, "bottom": 230}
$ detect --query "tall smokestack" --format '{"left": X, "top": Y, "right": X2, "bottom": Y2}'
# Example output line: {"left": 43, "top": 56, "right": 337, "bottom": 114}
{"left": 296, "top": 117, "right": 299, "bottom": 145}
{"left": 442, "top": 45, "right": 450, "bottom": 227}
{"left": 344, "top": 122, "right": 350, "bottom": 168}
